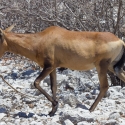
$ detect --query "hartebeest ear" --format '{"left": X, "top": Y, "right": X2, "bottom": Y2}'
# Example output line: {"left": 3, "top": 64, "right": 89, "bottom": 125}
{"left": 4, "top": 24, "right": 15, "bottom": 32}
{"left": 0, "top": 29, "right": 4, "bottom": 43}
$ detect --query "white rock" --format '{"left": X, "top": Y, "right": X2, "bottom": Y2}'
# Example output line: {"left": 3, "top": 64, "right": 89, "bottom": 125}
{"left": 84, "top": 100, "right": 91, "bottom": 105}
{"left": 30, "top": 121, "right": 40, "bottom": 125}
{"left": 85, "top": 81, "right": 94, "bottom": 89}
{"left": 43, "top": 82, "right": 48, "bottom": 87}
{"left": 104, "top": 119, "right": 119, "bottom": 125}
{"left": 108, "top": 88, "right": 123, "bottom": 99}
{"left": 77, "top": 121, "right": 93, "bottom": 125}
{"left": 90, "top": 89, "right": 99, "bottom": 95}
{"left": 43, "top": 77, "right": 50, "bottom": 85}
{"left": 0, "top": 85, "right": 3, "bottom": 90}
{"left": 103, "top": 99, "right": 116, "bottom": 107}
{"left": 99, "top": 120, "right": 107, "bottom": 125}
{"left": 5, "top": 122, "right": 13, "bottom": 125}
{"left": 111, "top": 86, "right": 121, "bottom": 92}
{"left": 68, "top": 82, "right": 75, "bottom": 90}
{"left": 84, "top": 92, "right": 93, "bottom": 99}
{"left": 120, "top": 87, "right": 125, "bottom": 94}
{"left": 20, "top": 121, "right": 30, "bottom": 125}
{"left": 62, "top": 93, "right": 78, "bottom": 107}
{"left": 0, "top": 113, "right": 6, "bottom": 120}
{"left": 104, "top": 90, "right": 110, "bottom": 98}
{"left": 91, "top": 74, "right": 99, "bottom": 82}
{"left": 12, "top": 84, "right": 24, "bottom": 89}
{"left": 0, "top": 122, "right": 7, "bottom": 125}
{"left": 30, "top": 82, "right": 36, "bottom": 89}
{"left": 78, "top": 93, "right": 87, "bottom": 102}
{"left": 60, "top": 110, "right": 95, "bottom": 124}
{"left": 47, "top": 121, "right": 61, "bottom": 125}
{"left": 63, "top": 119, "right": 74, "bottom": 125}
{"left": 0, "top": 66, "right": 8, "bottom": 72}
{"left": 108, "top": 112, "right": 120, "bottom": 120}
{"left": 51, "top": 115, "right": 60, "bottom": 123}
{"left": 57, "top": 74, "right": 68, "bottom": 82}
{"left": 14, "top": 119, "right": 20, "bottom": 125}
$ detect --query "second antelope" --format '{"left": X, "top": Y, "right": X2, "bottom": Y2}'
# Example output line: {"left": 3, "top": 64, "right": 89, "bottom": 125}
{"left": 0, "top": 25, "right": 125, "bottom": 116}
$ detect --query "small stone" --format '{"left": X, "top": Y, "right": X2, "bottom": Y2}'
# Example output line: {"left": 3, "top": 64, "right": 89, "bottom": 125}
{"left": 0, "top": 113, "right": 6, "bottom": 120}
{"left": 120, "top": 87, "right": 125, "bottom": 94}
{"left": 48, "top": 121, "right": 61, "bottom": 125}
{"left": 0, "top": 122, "right": 7, "bottom": 125}
{"left": 5, "top": 122, "right": 13, "bottom": 125}
{"left": 84, "top": 100, "right": 91, "bottom": 105}
{"left": 111, "top": 86, "right": 121, "bottom": 92}
{"left": 91, "top": 89, "right": 99, "bottom": 95}
{"left": 28, "top": 103, "right": 34, "bottom": 108}
{"left": 77, "top": 121, "right": 90, "bottom": 125}
{"left": 62, "top": 93, "right": 78, "bottom": 107}
{"left": 43, "top": 77, "right": 50, "bottom": 85}
{"left": 14, "top": 119, "right": 20, "bottom": 125}
{"left": 104, "top": 90, "right": 110, "bottom": 98}
{"left": 115, "top": 101, "right": 121, "bottom": 104}
{"left": 60, "top": 110, "right": 95, "bottom": 124}
{"left": 108, "top": 88, "right": 123, "bottom": 99}
{"left": 105, "top": 119, "right": 119, "bottom": 125}
{"left": 63, "top": 119, "right": 74, "bottom": 125}
{"left": 43, "top": 82, "right": 48, "bottom": 87}
{"left": 85, "top": 81, "right": 94, "bottom": 89}
{"left": 108, "top": 112, "right": 120, "bottom": 120}
{"left": 85, "top": 93, "right": 93, "bottom": 99}
{"left": 30, "top": 121, "right": 38, "bottom": 125}
{"left": 30, "top": 83, "right": 36, "bottom": 89}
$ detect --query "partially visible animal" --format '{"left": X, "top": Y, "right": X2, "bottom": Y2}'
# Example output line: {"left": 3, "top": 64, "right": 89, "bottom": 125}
{"left": 0, "top": 25, "right": 125, "bottom": 116}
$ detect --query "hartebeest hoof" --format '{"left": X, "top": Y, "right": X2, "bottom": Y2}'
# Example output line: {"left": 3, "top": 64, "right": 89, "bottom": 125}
{"left": 89, "top": 103, "right": 96, "bottom": 112}
{"left": 89, "top": 107, "right": 94, "bottom": 112}
{"left": 49, "top": 101, "right": 58, "bottom": 117}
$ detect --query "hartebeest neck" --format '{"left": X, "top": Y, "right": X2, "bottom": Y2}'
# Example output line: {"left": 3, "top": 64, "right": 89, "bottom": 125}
{"left": 4, "top": 32, "right": 38, "bottom": 63}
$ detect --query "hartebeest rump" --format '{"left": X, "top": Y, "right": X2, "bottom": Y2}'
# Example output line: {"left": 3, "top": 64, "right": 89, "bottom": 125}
{"left": 0, "top": 25, "right": 125, "bottom": 116}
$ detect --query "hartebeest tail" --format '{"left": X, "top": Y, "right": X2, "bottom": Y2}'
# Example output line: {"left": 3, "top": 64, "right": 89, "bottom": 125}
{"left": 0, "top": 25, "right": 125, "bottom": 116}
{"left": 113, "top": 47, "right": 125, "bottom": 74}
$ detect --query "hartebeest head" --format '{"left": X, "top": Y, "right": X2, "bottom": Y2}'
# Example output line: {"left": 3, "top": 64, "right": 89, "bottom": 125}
{"left": 0, "top": 25, "right": 15, "bottom": 57}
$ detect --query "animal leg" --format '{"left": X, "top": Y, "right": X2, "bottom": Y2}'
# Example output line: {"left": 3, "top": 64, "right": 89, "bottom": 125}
{"left": 50, "top": 69, "right": 57, "bottom": 100}
{"left": 49, "top": 69, "right": 58, "bottom": 116}
{"left": 109, "top": 67, "right": 125, "bottom": 83}
{"left": 34, "top": 66, "right": 58, "bottom": 116}
{"left": 116, "top": 69, "right": 125, "bottom": 83}
{"left": 89, "top": 60, "right": 109, "bottom": 112}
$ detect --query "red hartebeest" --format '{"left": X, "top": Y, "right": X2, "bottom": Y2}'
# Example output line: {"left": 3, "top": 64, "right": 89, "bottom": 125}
{"left": 0, "top": 25, "right": 125, "bottom": 116}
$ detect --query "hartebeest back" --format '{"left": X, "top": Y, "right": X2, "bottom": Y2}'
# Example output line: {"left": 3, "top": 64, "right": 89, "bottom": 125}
{"left": 0, "top": 25, "right": 125, "bottom": 116}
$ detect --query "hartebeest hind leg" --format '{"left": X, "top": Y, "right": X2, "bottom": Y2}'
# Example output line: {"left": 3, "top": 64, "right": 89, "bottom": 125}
{"left": 109, "top": 68, "right": 125, "bottom": 83}
{"left": 34, "top": 67, "right": 58, "bottom": 116}
{"left": 89, "top": 60, "right": 109, "bottom": 111}
{"left": 117, "top": 69, "right": 125, "bottom": 83}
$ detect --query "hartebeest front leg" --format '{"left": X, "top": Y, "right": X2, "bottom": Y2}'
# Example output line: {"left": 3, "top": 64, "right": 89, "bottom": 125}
{"left": 34, "top": 67, "right": 58, "bottom": 116}
{"left": 89, "top": 60, "right": 109, "bottom": 111}
{"left": 50, "top": 69, "right": 57, "bottom": 101}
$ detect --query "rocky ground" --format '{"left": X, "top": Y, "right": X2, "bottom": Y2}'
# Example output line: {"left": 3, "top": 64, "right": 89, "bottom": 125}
{"left": 0, "top": 56, "right": 125, "bottom": 125}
